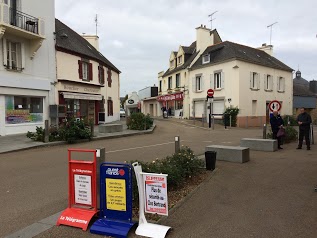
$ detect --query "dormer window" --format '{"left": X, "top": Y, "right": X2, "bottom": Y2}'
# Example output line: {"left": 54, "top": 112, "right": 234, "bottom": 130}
{"left": 178, "top": 56, "right": 182, "bottom": 65}
{"left": 202, "top": 54, "right": 210, "bottom": 64}
{"left": 170, "top": 60, "right": 173, "bottom": 68}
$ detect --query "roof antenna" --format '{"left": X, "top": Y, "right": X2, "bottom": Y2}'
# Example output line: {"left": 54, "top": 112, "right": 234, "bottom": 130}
{"left": 208, "top": 11, "right": 218, "bottom": 30}
{"left": 267, "top": 22, "right": 278, "bottom": 45}
{"left": 95, "top": 14, "right": 98, "bottom": 36}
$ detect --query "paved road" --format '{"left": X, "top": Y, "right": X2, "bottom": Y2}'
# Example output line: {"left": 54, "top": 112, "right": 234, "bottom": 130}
{"left": 0, "top": 120, "right": 262, "bottom": 237}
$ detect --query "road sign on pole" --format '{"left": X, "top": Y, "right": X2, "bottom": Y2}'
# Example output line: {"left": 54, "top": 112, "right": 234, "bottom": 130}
{"left": 268, "top": 100, "right": 282, "bottom": 112}
{"left": 207, "top": 89, "right": 214, "bottom": 98}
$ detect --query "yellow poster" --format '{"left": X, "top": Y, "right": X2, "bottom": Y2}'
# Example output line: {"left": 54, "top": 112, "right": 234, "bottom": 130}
{"left": 106, "top": 178, "right": 126, "bottom": 211}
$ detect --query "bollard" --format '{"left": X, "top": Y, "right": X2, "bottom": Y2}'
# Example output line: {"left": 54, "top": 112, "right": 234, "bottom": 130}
{"left": 224, "top": 114, "right": 227, "bottom": 129}
{"left": 44, "top": 120, "right": 49, "bottom": 143}
{"left": 96, "top": 148, "right": 106, "bottom": 209}
{"left": 212, "top": 115, "right": 215, "bottom": 130}
{"left": 202, "top": 114, "right": 204, "bottom": 127}
{"left": 90, "top": 123, "right": 94, "bottom": 137}
{"left": 175, "top": 136, "right": 180, "bottom": 154}
{"left": 263, "top": 124, "right": 267, "bottom": 139}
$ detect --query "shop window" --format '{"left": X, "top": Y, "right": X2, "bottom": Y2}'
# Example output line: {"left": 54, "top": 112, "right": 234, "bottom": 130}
{"left": 175, "top": 100, "right": 183, "bottom": 110}
{"left": 5, "top": 96, "right": 43, "bottom": 124}
{"left": 107, "top": 99, "right": 113, "bottom": 116}
{"left": 98, "top": 65, "right": 105, "bottom": 85}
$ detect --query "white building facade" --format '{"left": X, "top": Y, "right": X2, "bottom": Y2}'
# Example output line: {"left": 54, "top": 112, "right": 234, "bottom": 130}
{"left": 158, "top": 25, "right": 293, "bottom": 126}
{"left": 0, "top": 0, "right": 56, "bottom": 135}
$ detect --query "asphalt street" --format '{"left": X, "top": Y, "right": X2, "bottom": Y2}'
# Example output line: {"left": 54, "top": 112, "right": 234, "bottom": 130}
{"left": 2, "top": 120, "right": 315, "bottom": 238}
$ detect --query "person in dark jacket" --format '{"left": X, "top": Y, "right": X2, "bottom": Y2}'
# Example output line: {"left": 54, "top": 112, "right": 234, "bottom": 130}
{"left": 297, "top": 107, "right": 312, "bottom": 150}
{"left": 270, "top": 111, "right": 284, "bottom": 149}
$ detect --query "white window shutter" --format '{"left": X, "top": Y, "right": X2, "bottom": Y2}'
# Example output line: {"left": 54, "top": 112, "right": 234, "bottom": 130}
{"left": 282, "top": 78, "right": 285, "bottom": 92}
{"left": 21, "top": 42, "right": 25, "bottom": 69}
{"left": 270, "top": 76, "right": 273, "bottom": 91}
{"left": 250, "top": 72, "right": 253, "bottom": 88}
{"left": 277, "top": 77, "right": 280, "bottom": 91}
{"left": 3, "top": 38, "right": 7, "bottom": 66}
{"left": 210, "top": 74, "right": 215, "bottom": 89}
{"left": 192, "top": 77, "right": 196, "bottom": 92}
{"left": 221, "top": 72, "right": 225, "bottom": 89}
{"left": 201, "top": 75, "right": 204, "bottom": 91}
{"left": 257, "top": 73, "right": 260, "bottom": 89}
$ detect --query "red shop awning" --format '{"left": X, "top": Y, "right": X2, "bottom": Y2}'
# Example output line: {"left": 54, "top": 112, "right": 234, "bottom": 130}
{"left": 157, "top": 92, "right": 183, "bottom": 102}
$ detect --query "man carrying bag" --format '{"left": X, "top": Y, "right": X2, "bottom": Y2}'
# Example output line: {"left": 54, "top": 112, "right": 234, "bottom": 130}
{"left": 270, "top": 111, "right": 284, "bottom": 149}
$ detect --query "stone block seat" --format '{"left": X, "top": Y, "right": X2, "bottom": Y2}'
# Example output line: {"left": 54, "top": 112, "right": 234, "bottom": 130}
{"left": 99, "top": 124, "right": 123, "bottom": 133}
{"left": 205, "top": 145, "right": 250, "bottom": 163}
{"left": 240, "top": 138, "right": 277, "bottom": 152}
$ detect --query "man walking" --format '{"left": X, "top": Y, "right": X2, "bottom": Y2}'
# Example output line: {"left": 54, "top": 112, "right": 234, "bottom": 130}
{"left": 270, "top": 111, "right": 284, "bottom": 149}
{"left": 297, "top": 107, "right": 312, "bottom": 150}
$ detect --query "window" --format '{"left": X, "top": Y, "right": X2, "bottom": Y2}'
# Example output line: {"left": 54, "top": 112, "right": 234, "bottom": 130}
{"left": 107, "top": 68, "right": 112, "bottom": 87}
{"left": 202, "top": 54, "right": 210, "bottom": 64}
{"left": 195, "top": 76, "right": 202, "bottom": 91}
{"left": 107, "top": 99, "right": 113, "bottom": 116}
{"left": 175, "top": 100, "right": 183, "bottom": 110}
{"left": 168, "top": 76, "right": 172, "bottom": 89}
{"left": 278, "top": 77, "right": 285, "bottom": 92}
{"left": 159, "top": 80, "right": 162, "bottom": 92}
{"left": 5, "top": 96, "right": 43, "bottom": 124}
{"left": 176, "top": 73, "right": 180, "bottom": 88}
{"left": 98, "top": 65, "right": 105, "bottom": 85}
{"left": 214, "top": 72, "right": 222, "bottom": 89}
{"left": 264, "top": 74, "right": 273, "bottom": 91}
{"left": 78, "top": 60, "right": 92, "bottom": 81}
{"left": 6, "top": 40, "right": 22, "bottom": 71}
{"left": 250, "top": 72, "right": 260, "bottom": 90}
{"left": 178, "top": 56, "right": 182, "bottom": 64}
{"left": 170, "top": 60, "right": 173, "bottom": 68}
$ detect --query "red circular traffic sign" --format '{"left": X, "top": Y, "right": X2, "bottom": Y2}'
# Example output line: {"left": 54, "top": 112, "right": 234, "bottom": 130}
{"left": 207, "top": 89, "right": 214, "bottom": 97}
{"left": 268, "top": 100, "right": 282, "bottom": 112}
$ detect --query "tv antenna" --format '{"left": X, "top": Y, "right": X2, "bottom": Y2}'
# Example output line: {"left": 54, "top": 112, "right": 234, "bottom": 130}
{"left": 208, "top": 11, "right": 218, "bottom": 30}
{"left": 267, "top": 22, "right": 278, "bottom": 45}
{"left": 95, "top": 14, "right": 98, "bottom": 35}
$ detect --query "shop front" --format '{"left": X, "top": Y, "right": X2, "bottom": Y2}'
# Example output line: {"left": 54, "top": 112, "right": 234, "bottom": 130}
{"left": 157, "top": 92, "right": 183, "bottom": 117}
{"left": 57, "top": 81, "right": 104, "bottom": 125}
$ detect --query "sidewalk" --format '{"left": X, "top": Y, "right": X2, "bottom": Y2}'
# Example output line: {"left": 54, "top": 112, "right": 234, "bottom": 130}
{"left": 0, "top": 121, "right": 156, "bottom": 154}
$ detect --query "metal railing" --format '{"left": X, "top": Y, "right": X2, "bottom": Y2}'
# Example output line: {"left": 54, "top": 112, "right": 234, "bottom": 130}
{"left": 9, "top": 8, "right": 39, "bottom": 34}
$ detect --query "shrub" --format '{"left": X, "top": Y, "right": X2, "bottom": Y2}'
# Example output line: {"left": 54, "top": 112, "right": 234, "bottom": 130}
{"left": 26, "top": 118, "right": 92, "bottom": 143}
{"left": 282, "top": 115, "right": 298, "bottom": 126}
{"left": 267, "top": 126, "right": 298, "bottom": 143}
{"left": 223, "top": 107, "right": 240, "bottom": 127}
{"left": 129, "top": 146, "right": 204, "bottom": 202}
{"left": 127, "top": 112, "right": 153, "bottom": 130}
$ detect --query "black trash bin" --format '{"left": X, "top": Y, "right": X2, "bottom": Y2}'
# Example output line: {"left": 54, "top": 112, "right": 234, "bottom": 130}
{"left": 205, "top": 151, "right": 216, "bottom": 170}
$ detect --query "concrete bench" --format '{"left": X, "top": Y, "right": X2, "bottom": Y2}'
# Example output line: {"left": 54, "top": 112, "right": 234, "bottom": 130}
{"left": 99, "top": 124, "right": 123, "bottom": 133}
{"left": 240, "top": 138, "right": 277, "bottom": 152}
{"left": 205, "top": 145, "right": 250, "bottom": 163}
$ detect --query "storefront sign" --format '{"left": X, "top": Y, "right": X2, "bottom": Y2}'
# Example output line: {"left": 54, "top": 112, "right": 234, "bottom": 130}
{"left": 74, "top": 175, "right": 92, "bottom": 205}
{"left": 143, "top": 173, "right": 168, "bottom": 216}
{"left": 157, "top": 92, "right": 183, "bottom": 102}
{"left": 60, "top": 82, "right": 101, "bottom": 94}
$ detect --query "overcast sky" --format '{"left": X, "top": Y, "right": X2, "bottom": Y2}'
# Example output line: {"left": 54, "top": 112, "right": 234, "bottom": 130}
{"left": 55, "top": 0, "right": 317, "bottom": 96}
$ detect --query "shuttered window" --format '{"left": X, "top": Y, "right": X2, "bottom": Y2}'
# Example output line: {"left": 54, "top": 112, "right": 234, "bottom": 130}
{"left": 78, "top": 60, "right": 93, "bottom": 81}
{"left": 107, "top": 99, "right": 113, "bottom": 116}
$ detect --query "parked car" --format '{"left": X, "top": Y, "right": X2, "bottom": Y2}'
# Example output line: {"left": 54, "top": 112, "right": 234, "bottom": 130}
{"left": 120, "top": 108, "right": 126, "bottom": 117}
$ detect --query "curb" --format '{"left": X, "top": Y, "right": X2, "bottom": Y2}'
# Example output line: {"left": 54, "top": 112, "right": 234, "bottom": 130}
{"left": 157, "top": 167, "right": 219, "bottom": 224}
{"left": 0, "top": 125, "right": 156, "bottom": 155}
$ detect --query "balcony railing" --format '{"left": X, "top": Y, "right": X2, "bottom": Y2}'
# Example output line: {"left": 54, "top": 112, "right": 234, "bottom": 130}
{"left": 9, "top": 8, "right": 39, "bottom": 34}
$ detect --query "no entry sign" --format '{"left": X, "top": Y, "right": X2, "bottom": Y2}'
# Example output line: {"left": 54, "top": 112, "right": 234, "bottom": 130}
{"left": 207, "top": 89, "right": 214, "bottom": 97}
{"left": 268, "top": 100, "right": 282, "bottom": 112}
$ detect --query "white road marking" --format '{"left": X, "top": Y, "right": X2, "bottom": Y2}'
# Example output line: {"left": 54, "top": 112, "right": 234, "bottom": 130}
{"left": 106, "top": 142, "right": 175, "bottom": 153}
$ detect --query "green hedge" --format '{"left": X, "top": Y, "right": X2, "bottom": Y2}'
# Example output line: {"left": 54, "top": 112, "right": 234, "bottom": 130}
{"left": 127, "top": 112, "right": 153, "bottom": 130}
{"left": 223, "top": 107, "right": 240, "bottom": 127}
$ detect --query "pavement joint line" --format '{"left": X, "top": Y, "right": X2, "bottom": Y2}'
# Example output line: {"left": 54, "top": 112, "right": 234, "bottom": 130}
{"left": 106, "top": 141, "right": 175, "bottom": 153}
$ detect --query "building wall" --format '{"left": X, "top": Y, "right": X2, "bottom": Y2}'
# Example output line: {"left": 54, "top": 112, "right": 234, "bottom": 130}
{"left": 56, "top": 51, "right": 120, "bottom": 122}
{"left": 0, "top": 0, "right": 56, "bottom": 135}
{"left": 238, "top": 60, "right": 293, "bottom": 118}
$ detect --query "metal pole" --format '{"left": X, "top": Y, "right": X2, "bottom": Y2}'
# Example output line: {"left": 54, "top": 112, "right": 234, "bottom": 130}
{"left": 202, "top": 114, "right": 204, "bottom": 127}
{"left": 263, "top": 124, "right": 267, "bottom": 139}
{"left": 96, "top": 148, "right": 105, "bottom": 209}
{"left": 175, "top": 136, "right": 180, "bottom": 154}
{"left": 224, "top": 113, "right": 227, "bottom": 129}
{"left": 211, "top": 98, "right": 214, "bottom": 130}
{"left": 44, "top": 120, "right": 49, "bottom": 143}
{"left": 212, "top": 115, "right": 215, "bottom": 130}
